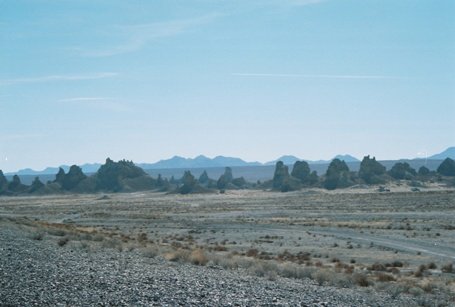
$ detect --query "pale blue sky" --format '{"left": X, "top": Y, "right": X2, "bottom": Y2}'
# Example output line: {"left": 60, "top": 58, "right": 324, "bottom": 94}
{"left": 1, "top": 0, "right": 454, "bottom": 172}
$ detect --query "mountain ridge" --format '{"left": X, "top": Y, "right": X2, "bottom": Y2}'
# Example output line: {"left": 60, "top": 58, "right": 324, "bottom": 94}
{"left": 6, "top": 147, "right": 453, "bottom": 176}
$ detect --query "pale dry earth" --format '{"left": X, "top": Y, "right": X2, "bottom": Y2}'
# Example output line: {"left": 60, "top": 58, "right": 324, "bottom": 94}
{"left": 1, "top": 186, "right": 454, "bottom": 306}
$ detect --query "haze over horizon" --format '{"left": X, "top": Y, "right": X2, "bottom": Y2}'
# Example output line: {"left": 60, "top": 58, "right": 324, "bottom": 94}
{"left": 1, "top": 0, "right": 454, "bottom": 173}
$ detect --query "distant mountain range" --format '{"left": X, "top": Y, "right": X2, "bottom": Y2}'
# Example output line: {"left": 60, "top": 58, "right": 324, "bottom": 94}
{"left": 428, "top": 147, "right": 455, "bottom": 160}
{"left": 13, "top": 163, "right": 102, "bottom": 176}
{"left": 7, "top": 147, "right": 454, "bottom": 176}
{"left": 137, "top": 155, "right": 262, "bottom": 170}
{"left": 264, "top": 154, "right": 360, "bottom": 165}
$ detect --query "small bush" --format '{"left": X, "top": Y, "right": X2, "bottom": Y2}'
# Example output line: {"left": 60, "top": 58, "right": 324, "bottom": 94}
{"left": 58, "top": 237, "right": 69, "bottom": 247}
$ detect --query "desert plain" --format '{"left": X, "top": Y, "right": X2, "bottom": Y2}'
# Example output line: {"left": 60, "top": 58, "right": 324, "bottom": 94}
{"left": 1, "top": 185, "right": 454, "bottom": 306}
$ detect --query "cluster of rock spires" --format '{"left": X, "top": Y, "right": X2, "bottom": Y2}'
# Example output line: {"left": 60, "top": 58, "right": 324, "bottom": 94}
{"left": 1, "top": 157, "right": 455, "bottom": 196}
{"left": 0, "top": 159, "right": 251, "bottom": 196}
{"left": 271, "top": 156, "right": 455, "bottom": 192}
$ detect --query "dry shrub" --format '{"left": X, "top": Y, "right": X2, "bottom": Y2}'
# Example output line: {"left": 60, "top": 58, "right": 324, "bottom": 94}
{"left": 353, "top": 273, "right": 370, "bottom": 287}
{"left": 210, "top": 255, "right": 240, "bottom": 269}
{"left": 249, "top": 261, "right": 279, "bottom": 280}
{"left": 344, "top": 266, "right": 354, "bottom": 274}
{"left": 441, "top": 263, "right": 453, "bottom": 273}
{"left": 190, "top": 249, "right": 208, "bottom": 266}
{"left": 427, "top": 262, "right": 437, "bottom": 270}
{"left": 420, "top": 280, "right": 434, "bottom": 293}
{"left": 408, "top": 287, "right": 424, "bottom": 297}
{"left": 387, "top": 267, "right": 400, "bottom": 275}
{"left": 414, "top": 264, "right": 427, "bottom": 277}
{"left": 414, "top": 270, "right": 423, "bottom": 278}
{"left": 101, "top": 238, "right": 122, "bottom": 249}
{"left": 246, "top": 248, "right": 259, "bottom": 257}
{"left": 58, "top": 237, "right": 69, "bottom": 247}
{"left": 312, "top": 269, "right": 332, "bottom": 286}
{"left": 214, "top": 245, "right": 227, "bottom": 252}
{"left": 376, "top": 272, "right": 396, "bottom": 282}
{"left": 368, "top": 262, "right": 387, "bottom": 271}
{"left": 92, "top": 234, "right": 104, "bottom": 242}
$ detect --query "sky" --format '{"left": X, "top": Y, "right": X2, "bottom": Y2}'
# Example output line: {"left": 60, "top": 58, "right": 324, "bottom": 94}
{"left": 1, "top": 0, "right": 454, "bottom": 172}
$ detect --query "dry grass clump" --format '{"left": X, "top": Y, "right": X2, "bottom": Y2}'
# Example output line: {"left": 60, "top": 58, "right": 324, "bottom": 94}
{"left": 189, "top": 249, "right": 208, "bottom": 266}
{"left": 142, "top": 246, "right": 159, "bottom": 258}
{"left": 164, "top": 249, "right": 190, "bottom": 262}
{"left": 279, "top": 263, "right": 315, "bottom": 280}
{"left": 248, "top": 261, "right": 279, "bottom": 281}
{"left": 312, "top": 269, "right": 334, "bottom": 286}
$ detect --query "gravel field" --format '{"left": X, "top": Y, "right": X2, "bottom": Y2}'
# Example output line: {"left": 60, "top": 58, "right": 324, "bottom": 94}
{"left": 1, "top": 189, "right": 454, "bottom": 306}
{"left": 0, "top": 222, "right": 424, "bottom": 307}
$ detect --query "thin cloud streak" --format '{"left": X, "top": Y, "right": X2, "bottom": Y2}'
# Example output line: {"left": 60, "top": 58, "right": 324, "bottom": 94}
{"left": 59, "top": 97, "right": 111, "bottom": 102}
{"left": 0, "top": 133, "right": 44, "bottom": 141}
{"left": 0, "top": 72, "right": 119, "bottom": 85}
{"left": 232, "top": 73, "right": 399, "bottom": 79}
{"left": 58, "top": 97, "right": 131, "bottom": 113}
{"left": 288, "top": 0, "right": 326, "bottom": 6}
{"left": 80, "top": 14, "right": 219, "bottom": 57}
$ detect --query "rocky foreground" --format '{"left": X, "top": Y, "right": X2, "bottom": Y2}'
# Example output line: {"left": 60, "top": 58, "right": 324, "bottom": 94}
{"left": 0, "top": 225, "right": 425, "bottom": 306}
